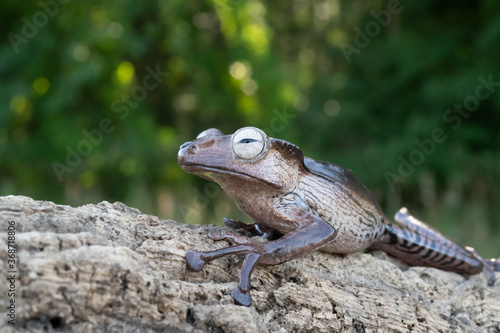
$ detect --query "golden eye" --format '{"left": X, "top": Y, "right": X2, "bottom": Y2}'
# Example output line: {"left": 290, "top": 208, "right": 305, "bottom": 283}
{"left": 232, "top": 127, "right": 266, "bottom": 159}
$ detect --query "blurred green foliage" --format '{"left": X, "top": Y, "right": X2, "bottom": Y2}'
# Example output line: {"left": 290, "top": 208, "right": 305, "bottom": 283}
{"left": 1, "top": 0, "right": 499, "bottom": 256}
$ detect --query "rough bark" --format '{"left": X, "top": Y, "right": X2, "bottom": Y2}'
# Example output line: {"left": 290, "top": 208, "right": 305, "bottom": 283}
{"left": 0, "top": 195, "right": 499, "bottom": 333}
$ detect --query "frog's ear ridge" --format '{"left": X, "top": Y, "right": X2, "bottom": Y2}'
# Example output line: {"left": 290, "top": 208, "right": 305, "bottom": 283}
{"left": 271, "top": 139, "right": 305, "bottom": 164}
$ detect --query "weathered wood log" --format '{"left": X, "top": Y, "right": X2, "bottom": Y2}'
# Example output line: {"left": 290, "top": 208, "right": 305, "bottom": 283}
{"left": 0, "top": 195, "right": 499, "bottom": 332}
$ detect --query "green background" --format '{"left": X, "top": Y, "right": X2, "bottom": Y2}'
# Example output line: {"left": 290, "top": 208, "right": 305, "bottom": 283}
{"left": 1, "top": 0, "right": 500, "bottom": 257}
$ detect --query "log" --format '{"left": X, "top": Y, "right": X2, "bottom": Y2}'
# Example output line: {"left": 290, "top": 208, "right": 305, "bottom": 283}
{"left": 0, "top": 195, "right": 499, "bottom": 332}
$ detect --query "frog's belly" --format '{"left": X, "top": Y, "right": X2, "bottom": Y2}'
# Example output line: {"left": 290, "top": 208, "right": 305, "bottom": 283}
{"left": 319, "top": 216, "right": 385, "bottom": 254}
{"left": 294, "top": 177, "right": 386, "bottom": 253}
{"left": 268, "top": 219, "right": 383, "bottom": 254}
{"left": 319, "top": 230, "right": 376, "bottom": 254}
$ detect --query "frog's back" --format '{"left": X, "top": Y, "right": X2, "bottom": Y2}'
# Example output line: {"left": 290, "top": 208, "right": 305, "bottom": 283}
{"left": 299, "top": 157, "right": 387, "bottom": 253}
{"left": 304, "top": 158, "right": 380, "bottom": 209}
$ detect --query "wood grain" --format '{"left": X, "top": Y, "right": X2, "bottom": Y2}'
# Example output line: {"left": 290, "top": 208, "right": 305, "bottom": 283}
{"left": 0, "top": 196, "right": 499, "bottom": 332}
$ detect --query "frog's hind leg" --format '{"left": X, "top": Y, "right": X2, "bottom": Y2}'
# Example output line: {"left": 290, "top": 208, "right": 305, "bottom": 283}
{"left": 371, "top": 213, "right": 486, "bottom": 279}
{"left": 394, "top": 207, "right": 467, "bottom": 254}
{"left": 394, "top": 207, "right": 499, "bottom": 285}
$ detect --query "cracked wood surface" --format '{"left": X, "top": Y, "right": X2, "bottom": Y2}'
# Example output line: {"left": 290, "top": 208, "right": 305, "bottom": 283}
{"left": 0, "top": 195, "right": 499, "bottom": 332}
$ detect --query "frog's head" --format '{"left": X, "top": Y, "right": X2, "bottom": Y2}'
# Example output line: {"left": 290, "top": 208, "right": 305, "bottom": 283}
{"left": 178, "top": 127, "right": 305, "bottom": 193}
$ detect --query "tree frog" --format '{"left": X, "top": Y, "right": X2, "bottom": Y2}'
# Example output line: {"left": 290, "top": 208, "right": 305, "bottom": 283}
{"left": 178, "top": 127, "right": 499, "bottom": 306}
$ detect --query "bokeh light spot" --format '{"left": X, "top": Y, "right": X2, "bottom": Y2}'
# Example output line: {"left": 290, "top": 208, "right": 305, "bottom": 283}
{"left": 327, "top": 29, "right": 346, "bottom": 46}
{"left": 314, "top": 3, "right": 331, "bottom": 20}
{"left": 241, "top": 79, "right": 258, "bottom": 96}
{"left": 176, "top": 94, "right": 197, "bottom": 111}
{"left": 193, "top": 12, "right": 215, "bottom": 30}
{"left": 229, "top": 61, "right": 250, "bottom": 80}
{"left": 33, "top": 77, "right": 50, "bottom": 96}
{"left": 324, "top": 100, "right": 341, "bottom": 117}
{"left": 242, "top": 23, "right": 269, "bottom": 55}
{"left": 106, "top": 21, "right": 123, "bottom": 38}
{"left": 73, "top": 44, "right": 90, "bottom": 62}
{"left": 79, "top": 171, "right": 96, "bottom": 188}
{"left": 10, "top": 95, "right": 32, "bottom": 120}
{"left": 299, "top": 49, "right": 315, "bottom": 66}
{"left": 115, "top": 61, "right": 135, "bottom": 85}
{"left": 90, "top": 6, "right": 108, "bottom": 25}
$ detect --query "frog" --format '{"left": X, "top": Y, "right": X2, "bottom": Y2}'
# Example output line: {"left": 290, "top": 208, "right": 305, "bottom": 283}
{"left": 177, "top": 126, "right": 500, "bottom": 306}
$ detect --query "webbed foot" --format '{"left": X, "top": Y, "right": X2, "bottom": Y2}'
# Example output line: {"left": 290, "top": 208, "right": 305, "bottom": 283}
{"left": 186, "top": 250, "right": 206, "bottom": 272}
{"left": 231, "top": 287, "right": 252, "bottom": 307}
{"left": 485, "top": 258, "right": 500, "bottom": 286}
{"left": 185, "top": 213, "right": 337, "bottom": 306}
{"left": 489, "top": 259, "right": 500, "bottom": 272}
{"left": 207, "top": 230, "right": 229, "bottom": 241}
{"left": 223, "top": 218, "right": 249, "bottom": 230}
{"left": 223, "top": 218, "right": 274, "bottom": 239}
{"left": 208, "top": 230, "right": 254, "bottom": 245}
{"left": 465, "top": 246, "right": 498, "bottom": 286}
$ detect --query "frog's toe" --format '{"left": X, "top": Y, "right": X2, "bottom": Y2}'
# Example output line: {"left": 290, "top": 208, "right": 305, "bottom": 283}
{"left": 186, "top": 250, "right": 206, "bottom": 272}
{"left": 209, "top": 230, "right": 254, "bottom": 245}
{"left": 485, "top": 258, "right": 500, "bottom": 272}
{"left": 208, "top": 230, "right": 225, "bottom": 240}
{"left": 487, "top": 276, "right": 496, "bottom": 286}
{"left": 231, "top": 287, "right": 252, "bottom": 307}
{"left": 492, "top": 259, "right": 500, "bottom": 272}
{"left": 223, "top": 217, "right": 244, "bottom": 229}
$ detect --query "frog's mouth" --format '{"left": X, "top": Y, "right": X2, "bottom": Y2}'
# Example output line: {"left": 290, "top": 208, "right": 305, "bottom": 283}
{"left": 180, "top": 164, "right": 282, "bottom": 188}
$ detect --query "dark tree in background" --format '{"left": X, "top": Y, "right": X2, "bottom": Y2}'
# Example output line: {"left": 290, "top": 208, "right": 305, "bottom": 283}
{"left": 1, "top": 0, "right": 499, "bottom": 256}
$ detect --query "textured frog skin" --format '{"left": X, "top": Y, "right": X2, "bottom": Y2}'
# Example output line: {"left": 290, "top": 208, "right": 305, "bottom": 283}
{"left": 178, "top": 127, "right": 500, "bottom": 306}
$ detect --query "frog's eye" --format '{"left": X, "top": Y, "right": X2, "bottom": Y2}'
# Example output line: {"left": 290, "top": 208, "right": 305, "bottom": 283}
{"left": 232, "top": 127, "right": 266, "bottom": 160}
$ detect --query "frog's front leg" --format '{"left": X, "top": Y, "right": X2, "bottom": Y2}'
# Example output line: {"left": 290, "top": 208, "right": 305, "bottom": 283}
{"left": 186, "top": 211, "right": 337, "bottom": 306}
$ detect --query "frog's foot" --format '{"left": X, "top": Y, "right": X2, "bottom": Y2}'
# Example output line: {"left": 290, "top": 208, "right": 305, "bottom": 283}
{"left": 223, "top": 218, "right": 251, "bottom": 230}
{"left": 489, "top": 258, "right": 500, "bottom": 272}
{"left": 186, "top": 213, "right": 337, "bottom": 306}
{"left": 465, "top": 246, "right": 499, "bottom": 286}
{"left": 223, "top": 218, "right": 274, "bottom": 239}
{"left": 185, "top": 244, "right": 262, "bottom": 306}
{"left": 186, "top": 250, "right": 206, "bottom": 272}
{"left": 208, "top": 230, "right": 254, "bottom": 245}
{"left": 486, "top": 258, "right": 500, "bottom": 286}
{"left": 231, "top": 287, "right": 252, "bottom": 307}
{"left": 230, "top": 252, "right": 260, "bottom": 307}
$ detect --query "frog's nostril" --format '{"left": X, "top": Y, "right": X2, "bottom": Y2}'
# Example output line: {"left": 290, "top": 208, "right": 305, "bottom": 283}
{"left": 187, "top": 144, "right": 198, "bottom": 155}
{"left": 179, "top": 141, "right": 198, "bottom": 155}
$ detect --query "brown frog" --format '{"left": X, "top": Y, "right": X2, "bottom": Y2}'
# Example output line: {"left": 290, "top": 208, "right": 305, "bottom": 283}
{"left": 177, "top": 127, "right": 499, "bottom": 306}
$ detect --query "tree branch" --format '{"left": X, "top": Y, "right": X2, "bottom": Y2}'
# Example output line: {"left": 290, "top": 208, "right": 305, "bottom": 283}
{"left": 0, "top": 196, "right": 499, "bottom": 332}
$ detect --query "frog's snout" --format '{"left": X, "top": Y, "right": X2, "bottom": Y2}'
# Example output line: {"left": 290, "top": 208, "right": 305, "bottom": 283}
{"left": 177, "top": 140, "right": 210, "bottom": 170}
{"left": 179, "top": 141, "right": 198, "bottom": 156}
{"left": 177, "top": 141, "right": 195, "bottom": 167}
{"left": 178, "top": 137, "right": 221, "bottom": 162}
{"left": 179, "top": 141, "right": 191, "bottom": 150}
